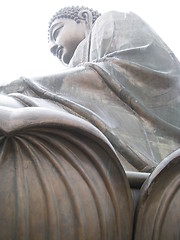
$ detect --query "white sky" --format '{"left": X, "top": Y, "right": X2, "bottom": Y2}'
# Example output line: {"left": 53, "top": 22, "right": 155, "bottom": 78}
{"left": 0, "top": 0, "right": 180, "bottom": 85}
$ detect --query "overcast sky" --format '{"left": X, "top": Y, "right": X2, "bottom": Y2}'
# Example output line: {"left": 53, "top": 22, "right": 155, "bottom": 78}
{"left": 0, "top": 0, "right": 179, "bottom": 85}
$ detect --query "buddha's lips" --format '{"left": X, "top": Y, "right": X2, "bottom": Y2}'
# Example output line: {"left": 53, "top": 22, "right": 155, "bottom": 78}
{"left": 56, "top": 46, "right": 63, "bottom": 59}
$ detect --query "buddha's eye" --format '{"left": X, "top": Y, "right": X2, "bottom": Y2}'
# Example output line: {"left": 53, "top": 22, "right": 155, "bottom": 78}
{"left": 52, "top": 24, "right": 64, "bottom": 41}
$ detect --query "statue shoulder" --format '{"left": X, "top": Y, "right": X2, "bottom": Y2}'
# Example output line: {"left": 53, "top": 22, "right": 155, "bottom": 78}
{"left": 96, "top": 11, "right": 138, "bottom": 23}
{"left": 92, "top": 10, "right": 140, "bottom": 36}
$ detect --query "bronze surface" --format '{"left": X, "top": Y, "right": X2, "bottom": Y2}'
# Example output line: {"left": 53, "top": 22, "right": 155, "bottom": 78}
{"left": 0, "top": 107, "right": 133, "bottom": 239}
{"left": 0, "top": 8, "right": 180, "bottom": 239}
{"left": 134, "top": 149, "right": 180, "bottom": 240}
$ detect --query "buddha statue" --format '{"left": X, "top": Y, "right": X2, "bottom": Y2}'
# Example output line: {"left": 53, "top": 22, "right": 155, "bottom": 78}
{"left": 48, "top": 6, "right": 101, "bottom": 65}
{"left": 1, "top": 5, "right": 180, "bottom": 172}
{"left": 0, "top": 6, "right": 179, "bottom": 240}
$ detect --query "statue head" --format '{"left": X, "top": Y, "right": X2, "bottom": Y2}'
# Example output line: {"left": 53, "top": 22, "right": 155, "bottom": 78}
{"left": 48, "top": 6, "right": 101, "bottom": 65}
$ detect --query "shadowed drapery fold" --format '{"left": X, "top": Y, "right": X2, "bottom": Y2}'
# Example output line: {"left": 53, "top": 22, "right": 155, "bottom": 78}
{"left": 1, "top": 11, "right": 180, "bottom": 171}
{"left": 0, "top": 107, "right": 133, "bottom": 240}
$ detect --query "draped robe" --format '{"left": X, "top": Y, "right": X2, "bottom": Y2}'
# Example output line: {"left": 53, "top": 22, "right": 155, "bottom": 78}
{"left": 1, "top": 11, "right": 180, "bottom": 172}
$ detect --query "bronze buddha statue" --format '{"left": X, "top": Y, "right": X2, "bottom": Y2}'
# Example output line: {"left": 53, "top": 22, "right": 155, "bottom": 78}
{"left": 0, "top": 6, "right": 179, "bottom": 240}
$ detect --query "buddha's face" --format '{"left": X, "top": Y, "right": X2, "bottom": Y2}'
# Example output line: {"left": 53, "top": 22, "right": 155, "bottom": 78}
{"left": 49, "top": 18, "right": 88, "bottom": 65}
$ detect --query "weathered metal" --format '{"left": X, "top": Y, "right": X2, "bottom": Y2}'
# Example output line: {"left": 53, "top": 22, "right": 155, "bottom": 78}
{"left": 126, "top": 171, "right": 150, "bottom": 188}
{"left": 0, "top": 107, "right": 133, "bottom": 240}
{"left": 134, "top": 149, "right": 180, "bottom": 240}
{"left": 0, "top": 7, "right": 180, "bottom": 239}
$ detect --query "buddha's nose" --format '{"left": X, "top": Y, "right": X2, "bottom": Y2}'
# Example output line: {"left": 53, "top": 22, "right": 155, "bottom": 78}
{"left": 50, "top": 44, "right": 58, "bottom": 55}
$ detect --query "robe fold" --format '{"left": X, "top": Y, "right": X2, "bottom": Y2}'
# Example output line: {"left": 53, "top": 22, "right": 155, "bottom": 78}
{"left": 1, "top": 11, "right": 180, "bottom": 172}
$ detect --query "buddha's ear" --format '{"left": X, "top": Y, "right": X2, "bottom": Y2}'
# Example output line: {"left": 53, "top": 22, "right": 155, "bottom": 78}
{"left": 78, "top": 9, "right": 93, "bottom": 29}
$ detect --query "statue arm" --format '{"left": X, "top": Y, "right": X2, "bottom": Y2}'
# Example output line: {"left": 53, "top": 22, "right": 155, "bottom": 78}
{"left": 23, "top": 64, "right": 103, "bottom": 97}
{"left": 0, "top": 65, "right": 100, "bottom": 95}
{"left": 0, "top": 64, "right": 105, "bottom": 110}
